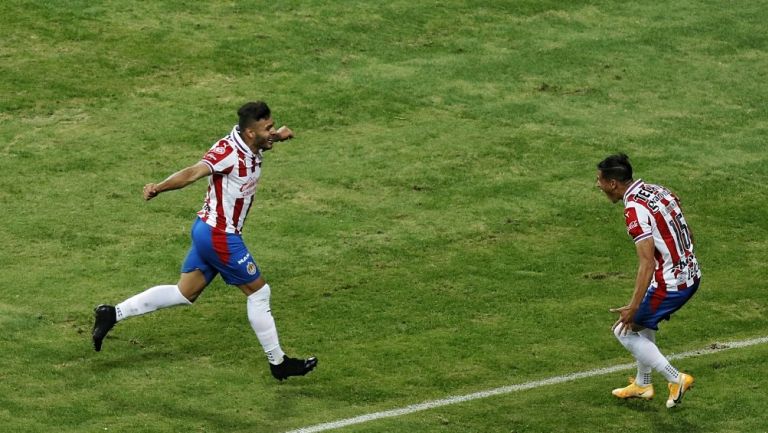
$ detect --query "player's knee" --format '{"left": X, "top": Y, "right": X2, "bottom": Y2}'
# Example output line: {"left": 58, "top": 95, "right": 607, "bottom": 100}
{"left": 612, "top": 325, "right": 621, "bottom": 339}
{"left": 177, "top": 271, "right": 209, "bottom": 302}
{"left": 613, "top": 323, "right": 630, "bottom": 342}
{"left": 247, "top": 284, "right": 271, "bottom": 312}
{"left": 246, "top": 284, "right": 273, "bottom": 330}
{"left": 178, "top": 287, "right": 202, "bottom": 304}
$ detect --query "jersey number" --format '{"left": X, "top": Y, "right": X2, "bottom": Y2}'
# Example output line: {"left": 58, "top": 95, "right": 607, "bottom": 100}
{"left": 669, "top": 213, "right": 692, "bottom": 251}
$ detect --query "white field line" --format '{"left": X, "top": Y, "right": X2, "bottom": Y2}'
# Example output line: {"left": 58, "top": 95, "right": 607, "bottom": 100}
{"left": 286, "top": 336, "right": 768, "bottom": 433}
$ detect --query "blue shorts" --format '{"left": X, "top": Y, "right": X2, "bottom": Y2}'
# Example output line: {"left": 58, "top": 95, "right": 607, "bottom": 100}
{"left": 181, "top": 218, "right": 261, "bottom": 285}
{"left": 633, "top": 278, "right": 700, "bottom": 330}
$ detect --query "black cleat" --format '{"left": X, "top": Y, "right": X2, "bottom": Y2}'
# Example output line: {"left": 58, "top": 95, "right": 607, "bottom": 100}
{"left": 92, "top": 304, "right": 117, "bottom": 352}
{"left": 270, "top": 355, "right": 318, "bottom": 381}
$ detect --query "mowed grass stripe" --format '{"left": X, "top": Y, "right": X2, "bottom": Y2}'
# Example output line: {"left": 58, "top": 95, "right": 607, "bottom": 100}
{"left": 286, "top": 336, "right": 768, "bottom": 433}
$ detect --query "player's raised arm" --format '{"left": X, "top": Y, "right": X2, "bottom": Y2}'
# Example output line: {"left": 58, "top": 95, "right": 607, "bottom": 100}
{"left": 143, "top": 161, "right": 211, "bottom": 201}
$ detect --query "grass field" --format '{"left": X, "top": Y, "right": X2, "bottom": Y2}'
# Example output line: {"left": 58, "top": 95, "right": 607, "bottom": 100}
{"left": 1, "top": 1, "right": 767, "bottom": 432}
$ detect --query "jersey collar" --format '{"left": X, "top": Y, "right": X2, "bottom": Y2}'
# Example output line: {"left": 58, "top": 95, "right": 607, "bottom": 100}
{"left": 229, "top": 125, "right": 261, "bottom": 158}
{"left": 623, "top": 178, "right": 644, "bottom": 204}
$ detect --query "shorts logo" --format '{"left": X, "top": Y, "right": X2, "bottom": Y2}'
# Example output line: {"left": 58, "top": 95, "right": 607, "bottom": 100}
{"left": 247, "top": 262, "right": 257, "bottom": 275}
{"left": 237, "top": 253, "right": 251, "bottom": 265}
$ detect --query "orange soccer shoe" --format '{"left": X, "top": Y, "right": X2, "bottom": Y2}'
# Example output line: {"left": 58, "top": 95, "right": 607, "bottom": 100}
{"left": 612, "top": 377, "right": 655, "bottom": 400}
{"left": 666, "top": 373, "right": 694, "bottom": 408}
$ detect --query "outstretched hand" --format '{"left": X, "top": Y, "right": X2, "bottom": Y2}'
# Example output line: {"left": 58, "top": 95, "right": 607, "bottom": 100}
{"left": 143, "top": 183, "right": 159, "bottom": 201}
{"left": 610, "top": 305, "right": 636, "bottom": 336}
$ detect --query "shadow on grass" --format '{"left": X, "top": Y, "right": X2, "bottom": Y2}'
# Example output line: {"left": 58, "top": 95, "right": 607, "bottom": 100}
{"left": 87, "top": 349, "right": 180, "bottom": 371}
{"left": 616, "top": 398, "right": 701, "bottom": 433}
{"left": 614, "top": 398, "right": 659, "bottom": 413}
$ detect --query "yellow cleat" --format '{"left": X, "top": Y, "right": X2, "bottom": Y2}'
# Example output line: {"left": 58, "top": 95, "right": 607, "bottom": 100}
{"left": 666, "top": 373, "right": 694, "bottom": 408}
{"left": 612, "top": 377, "right": 655, "bottom": 400}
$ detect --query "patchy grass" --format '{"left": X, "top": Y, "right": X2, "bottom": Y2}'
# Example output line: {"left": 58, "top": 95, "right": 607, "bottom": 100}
{"left": 1, "top": 1, "right": 766, "bottom": 432}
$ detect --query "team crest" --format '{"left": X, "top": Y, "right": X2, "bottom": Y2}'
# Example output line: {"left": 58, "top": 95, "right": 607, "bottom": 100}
{"left": 247, "top": 262, "right": 257, "bottom": 275}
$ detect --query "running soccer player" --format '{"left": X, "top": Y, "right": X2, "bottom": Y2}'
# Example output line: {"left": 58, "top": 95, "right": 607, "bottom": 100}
{"left": 92, "top": 101, "right": 317, "bottom": 381}
{"left": 596, "top": 153, "right": 701, "bottom": 408}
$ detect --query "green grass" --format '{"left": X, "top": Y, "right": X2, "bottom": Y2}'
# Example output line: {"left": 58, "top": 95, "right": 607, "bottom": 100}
{"left": 1, "top": 1, "right": 767, "bottom": 432}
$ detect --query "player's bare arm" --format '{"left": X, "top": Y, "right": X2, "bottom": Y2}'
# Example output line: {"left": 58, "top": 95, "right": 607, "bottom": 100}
{"left": 143, "top": 162, "right": 211, "bottom": 201}
{"left": 611, "top": 237, "right": 655, "bottom": 334}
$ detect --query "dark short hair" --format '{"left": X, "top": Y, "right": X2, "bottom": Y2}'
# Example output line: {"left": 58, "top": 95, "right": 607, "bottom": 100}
{"left": 597, "top": 153, "right": 633, "bottom": 182}
{"left": 237, "top": 101, "right": 271, "bottom": 131}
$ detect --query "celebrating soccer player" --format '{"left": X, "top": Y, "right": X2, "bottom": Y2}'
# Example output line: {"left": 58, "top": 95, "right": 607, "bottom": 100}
{"left": 92, "top": 101, "right": 318, "bottom": 381}
{"left": 596, "top": 153, "right": 701, "bottom": 408}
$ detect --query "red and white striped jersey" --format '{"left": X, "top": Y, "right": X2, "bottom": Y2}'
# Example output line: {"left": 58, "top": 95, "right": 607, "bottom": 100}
{"left": 197, "top": 125, "right": 263, "bottom": 234}
{"left": 623, "top": 179, "right": 701, "bottom": 291}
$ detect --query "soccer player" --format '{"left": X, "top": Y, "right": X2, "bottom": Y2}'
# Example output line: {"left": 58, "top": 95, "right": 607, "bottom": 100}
{"left": 92, "top": 101, "right": 318, "bottom": 381}
{"left": 596, "top": 153, "right": 701, "bottom": 408}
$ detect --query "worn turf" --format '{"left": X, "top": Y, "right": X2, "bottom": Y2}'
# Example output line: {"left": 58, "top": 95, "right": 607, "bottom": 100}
{"left": 1, "top": 1, "right": 766, "bottom": 432}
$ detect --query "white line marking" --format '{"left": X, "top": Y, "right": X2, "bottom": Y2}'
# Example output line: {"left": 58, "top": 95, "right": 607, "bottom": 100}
{"left": 286, "top": 336, "right": 768, "bottom": 433}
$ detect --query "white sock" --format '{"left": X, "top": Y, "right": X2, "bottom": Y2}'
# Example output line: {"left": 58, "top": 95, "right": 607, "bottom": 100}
{"left": 638, "top": 328, "right": 657, "bottom": 343}
{"left": 635, "top": 329, "right": 656, "bottom": 386}
{"left": 115, "top": 284, "right": 192, "bottom": 321}
{"left": 662, "top": 364, "right": 681, "bottom": 383}
{"left": 614, "top": 326, "right": 680, "bottom": 383}
{"left": 247, "top": 284, "right": 285, "bottom": 365}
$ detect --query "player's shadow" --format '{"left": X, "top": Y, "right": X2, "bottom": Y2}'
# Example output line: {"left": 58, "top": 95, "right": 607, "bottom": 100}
{"left": 85, "top": 334, "right": 204, "bottom": 371}
{"left": 615, "top": 399, "right": 658, "bottom": 413}
{"left": 617, "top": 400, "right": 701, "bottom": 432}
{"left": 88, "top": 349, "right": 180, "bottom": 371}
{"left": 648, "top": 412, "right": 701, "bottom": 433}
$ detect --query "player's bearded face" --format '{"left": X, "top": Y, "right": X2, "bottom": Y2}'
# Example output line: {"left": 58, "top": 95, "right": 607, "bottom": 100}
{"left": 248, "top": 117, "right": 277, "bottom": 151}
{"left": 596, "top": 171, "right": 621, "bottom": 203}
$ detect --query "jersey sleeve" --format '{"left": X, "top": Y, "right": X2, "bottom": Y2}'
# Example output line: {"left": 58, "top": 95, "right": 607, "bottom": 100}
{"left": 201, "top": 139, "right": 236, "bottom": 174}
{"left": 624, "top": 203, "right": 653, "bottom": 243}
